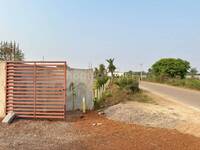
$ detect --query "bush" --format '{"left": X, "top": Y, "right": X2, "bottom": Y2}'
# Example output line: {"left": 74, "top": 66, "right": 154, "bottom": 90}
{"left": 115, "top": 77, "right": 139, "bottom": 93}
{"left": 94, "top": 82, "right": 154, "bottom": 110}
{"left": 184, "top": 79, "right": 200, "bottom": 90}
{"left": 171, "top": 79, "right": 200, "bottom": 90}
{"left": 93, "top": 91, "right": 112, "bottom": 109}
{"left": 93, "top": 97, "right": 102, "bottom": 109}
{"left": 95, "top": 76, "right": 109, "bottom": 89}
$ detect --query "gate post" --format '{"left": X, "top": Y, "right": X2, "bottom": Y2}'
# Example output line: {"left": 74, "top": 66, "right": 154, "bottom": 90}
{"left": 0, "top": 62, "right": 6, "bottom": 117}
{"left": 34, "top": 62, "right": 36, "bottom": 118}
{"left": 64, "top": 62, "right": 67, "bottom": 119}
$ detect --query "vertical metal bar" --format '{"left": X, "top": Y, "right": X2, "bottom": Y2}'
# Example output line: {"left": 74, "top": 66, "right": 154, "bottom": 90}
{"left": 64, "top": 62, "right": 67, "bottom": 119}
{"left": 34, "top": 62, "right": 36, "bottom": 118}
{"left": 5, "top": 61, "right": 7, "bottom": 115}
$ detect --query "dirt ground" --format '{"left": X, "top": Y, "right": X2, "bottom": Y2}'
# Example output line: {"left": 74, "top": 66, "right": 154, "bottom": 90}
{"left": 1, "top": 112, "right": 200, "bottom": 150}
{"left": 105, "top": 91, "right": 200, "bottom": 137}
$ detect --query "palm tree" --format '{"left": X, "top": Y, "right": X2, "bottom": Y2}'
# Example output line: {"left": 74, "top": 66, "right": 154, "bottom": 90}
{"left": 106, "top": 58, "right": 116, "bottom": 78}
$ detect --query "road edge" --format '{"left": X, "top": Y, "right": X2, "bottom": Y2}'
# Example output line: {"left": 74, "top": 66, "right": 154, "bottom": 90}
{"left": 141, "top": 81, "right": 200, "bottom": 94}
{"left": 140, "top": 85, "right": 200, "bottom": 113}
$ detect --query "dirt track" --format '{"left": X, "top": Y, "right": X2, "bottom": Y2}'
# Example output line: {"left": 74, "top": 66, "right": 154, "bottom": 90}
{"left": 1, "top": 112, "right": 200, "bottom": 150}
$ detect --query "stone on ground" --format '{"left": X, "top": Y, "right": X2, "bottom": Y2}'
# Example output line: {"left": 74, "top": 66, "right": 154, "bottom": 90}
{"left": 2, "top": 112, "right": 16, "bottom": 124}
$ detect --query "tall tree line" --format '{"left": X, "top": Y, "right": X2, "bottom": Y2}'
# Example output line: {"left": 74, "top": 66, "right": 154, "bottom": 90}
{"left": 0, "top": 41, "right": 24, "bottom": 61}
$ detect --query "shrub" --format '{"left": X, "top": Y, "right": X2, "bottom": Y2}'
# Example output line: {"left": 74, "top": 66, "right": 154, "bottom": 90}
{"left": 184, "top": 79, "right": 200, "bottom": 90}
{"left": 93, "top": 91, "right": 112, "bottom": 109}
{"left": 95, "top": 76, "right": 109, "bottom": 89}
{"left": 146, "top": 77, "right": 200, "bottom": 91}
{"left": 115, "top": 77, "right": 139, "bottom": 93}
{"left": 93, "top": 97, "right": 102, "bottom": 109}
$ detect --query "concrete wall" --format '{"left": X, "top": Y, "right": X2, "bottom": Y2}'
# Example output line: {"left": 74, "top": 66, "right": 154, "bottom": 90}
{"left": 186, "top": 75, "right": 200, "bottom": 80}
{"left": 66, "top": 67, "right": 94, "bottom": 111}
{"left": 0, "top": 62, "right": 6, "bottom": 118}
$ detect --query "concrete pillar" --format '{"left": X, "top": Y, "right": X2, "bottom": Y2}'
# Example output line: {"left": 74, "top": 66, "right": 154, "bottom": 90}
{"left": 0, "top": 61, "right": 6, "bottom": 118}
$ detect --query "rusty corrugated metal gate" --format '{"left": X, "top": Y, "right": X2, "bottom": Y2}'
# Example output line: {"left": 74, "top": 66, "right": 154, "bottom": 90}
{"left": 6, "top": 61, "right": 67, "bottom": 119}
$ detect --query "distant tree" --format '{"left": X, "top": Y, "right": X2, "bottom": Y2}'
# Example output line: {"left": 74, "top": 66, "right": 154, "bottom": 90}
{"left": 148, "top": 68, "right": 152, "bottom": 74}
{"left": 151, "top": 58, "right": 190, "bottom": 79}
{"left": 106, "top": 58, "right": 116, "bottom": 78}
{"left": 125, "top": 70, "right": 133, "bottom": 77}
{"left": 190, "top": 68, "right": 198, "bottom": 78}
{"left": 0, "top": 41, "right": 24, "bottom": 61}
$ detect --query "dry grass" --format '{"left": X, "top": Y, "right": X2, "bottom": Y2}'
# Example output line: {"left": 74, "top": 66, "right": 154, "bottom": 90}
{"left": 94, "top": 83, "right": 155, "bottom": 109}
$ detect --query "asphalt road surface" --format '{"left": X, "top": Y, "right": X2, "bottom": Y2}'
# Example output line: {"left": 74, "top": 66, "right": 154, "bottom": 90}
{"left": 140, "top": 81, "right": 200, "bottom": 110}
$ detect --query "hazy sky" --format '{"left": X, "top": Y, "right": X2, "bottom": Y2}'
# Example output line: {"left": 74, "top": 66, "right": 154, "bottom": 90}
{"left": 0, "top": 0, "right": 200, "bottom": 72}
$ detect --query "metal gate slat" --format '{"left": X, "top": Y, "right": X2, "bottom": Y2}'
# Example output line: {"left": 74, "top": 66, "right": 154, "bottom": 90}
{"left": 6, "top": 61, "right": 66, "bottom": 119}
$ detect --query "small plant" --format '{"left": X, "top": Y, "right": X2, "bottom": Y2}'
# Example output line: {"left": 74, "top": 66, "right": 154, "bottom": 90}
{"left": 104, "top": 91, "right": 112, "bottom": 97}
{"left": 93, "top": 97, "right": 101, "bottom": 109}
{"left": 94, "top": 95, "right": 105, "bottom": 110}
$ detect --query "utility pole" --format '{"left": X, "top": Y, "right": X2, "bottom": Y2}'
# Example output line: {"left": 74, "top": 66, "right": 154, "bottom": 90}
{"left": 88, "top": 63, "right": 92, "bottom": 69}
{"left": 140, "top": 64, "right": 143, "bottom": 81}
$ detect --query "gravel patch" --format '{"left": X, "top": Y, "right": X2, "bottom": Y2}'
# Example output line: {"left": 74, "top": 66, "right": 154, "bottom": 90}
{"left": 0, "top": 119, "right": 89, "bottom": 150}
{"left": 104, "top": 101, "right": 186, "bottom": 129}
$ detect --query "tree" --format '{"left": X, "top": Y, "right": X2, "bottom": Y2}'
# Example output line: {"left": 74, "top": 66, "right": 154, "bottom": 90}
{"left": 151, "top": 58, "right": 190, "bottom": 79}
{"left": 99, "top": 64, "right": 106, "bottom": 77}
{"left": 190, "top": 68, "right": 198, "bottom": 78}
{"left": 94, "top": 67, "right": 99, "bottom": 78}
{"left": 0, "top": 41, "right": 24, "bottom": 61}
{"left": 125, "top": 70, "right": 133, "bottom": 77}
{"left": 94, "top": 64, "right": 108, "bottom": 88}
{"left": 106, "top": 58, "right": 116, "bottom": 78}
{"left": 94, "top": 64, "right": 106, "bottom": 78}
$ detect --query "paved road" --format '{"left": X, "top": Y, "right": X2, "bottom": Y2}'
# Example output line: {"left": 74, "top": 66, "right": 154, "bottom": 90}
{"left": 140, "top": 81, "right": 200, "bottom": 110}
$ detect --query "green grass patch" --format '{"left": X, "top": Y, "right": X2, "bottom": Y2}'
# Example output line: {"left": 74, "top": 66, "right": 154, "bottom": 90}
{"left": 145, "top": 78, "right": 200, "bottom": 91}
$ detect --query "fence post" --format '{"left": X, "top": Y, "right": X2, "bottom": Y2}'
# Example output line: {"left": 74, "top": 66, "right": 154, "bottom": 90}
{"left": 97, "top": 89, "right": 99, "bottom": 99}
{"left": 94, "top": 89, "right": 97, "bottom": 98}
{"left": 82, "top": 97, "right": 86, "bottom": 113}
